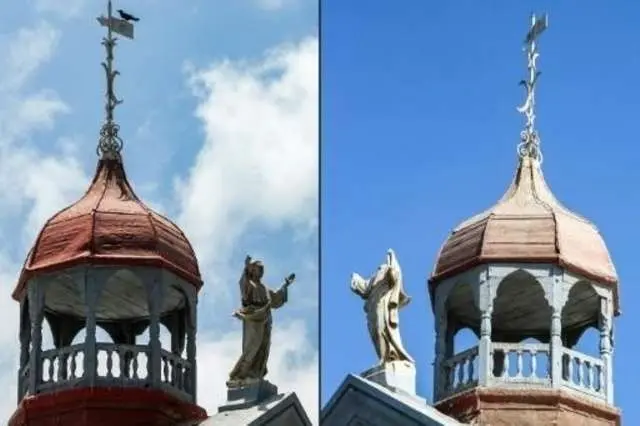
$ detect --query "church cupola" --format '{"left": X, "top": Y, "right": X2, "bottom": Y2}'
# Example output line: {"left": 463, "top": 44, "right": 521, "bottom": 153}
{"left": 9, "top": 3, "right": 207, "bottom": 425}
{"left": 429, "top": 14, "right": 621, "bottom": 425}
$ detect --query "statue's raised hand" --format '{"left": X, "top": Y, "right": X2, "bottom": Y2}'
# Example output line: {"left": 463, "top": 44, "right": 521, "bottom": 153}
{"left": 284, "top": 273, "right": 296, "bottom": 287}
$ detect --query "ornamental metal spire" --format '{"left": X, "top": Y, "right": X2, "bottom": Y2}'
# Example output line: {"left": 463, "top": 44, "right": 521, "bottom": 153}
{"left": 517, "top": 13, "right": 548, "bottom": 163}
{"left": 96, "top": 1, "right": 138, "bottom": 159}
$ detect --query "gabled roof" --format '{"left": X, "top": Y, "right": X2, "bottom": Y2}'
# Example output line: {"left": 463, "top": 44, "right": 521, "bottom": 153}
{"left": 321, "top": 374, "right": 462, "bottom": 426}
{"left": 181, "top": 392, "right": 311, "bottom": 426}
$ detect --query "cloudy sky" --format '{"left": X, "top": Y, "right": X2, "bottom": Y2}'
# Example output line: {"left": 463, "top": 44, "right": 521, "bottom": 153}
{"left": 0, "top": 0, "right": 317, "bottom": 422}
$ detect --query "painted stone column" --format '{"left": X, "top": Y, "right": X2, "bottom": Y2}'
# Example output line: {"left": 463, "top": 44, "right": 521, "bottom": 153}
{"left": 477, "top": 272, "right": 493, "bottom": 387}
{"left": 599, "top": 296, "right": 613, "bottom": 404}
{"left": 433, "top": 300, "right": 447, "bottom": 402}
{"left": 550, "top": 307, "right": 562, "bottom": 387}
{"left": 186, "top": 290, "right": 198, "bottom": 402}
{"left": 549, "top": 272, "right": 565, "bottom": 388}
{"left": 84, "top": 270, "right": 102, "bottom": 387}
{"left": 18, "top": 300, "right": 31, "bottom": 402}
{"left": 27, "top": 281, "right": 44, "bottom": 395}
{"left": 146, "top": 272, "right": 164, "bottom": 387}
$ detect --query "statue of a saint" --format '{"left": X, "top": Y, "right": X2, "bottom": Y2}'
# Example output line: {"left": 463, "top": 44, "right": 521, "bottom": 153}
{"left": 228, "top": 255, "right": 295, "bottom": 386}
{"left": 351, "top": 249, "right": 414, "bottom": 365}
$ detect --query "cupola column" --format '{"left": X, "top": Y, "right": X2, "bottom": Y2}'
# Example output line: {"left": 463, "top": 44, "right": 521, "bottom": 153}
{"left": 145, "top": 271, "right": 164, "bottom": 387}
{"left": 27, "top": 281, "right": 44, "bottom": 395}
{"left": 18, "top": 300, "right": 31, "bottom": 401}
{"left": 477, "top": 271, "right": 495, "bottom": 387}
{"left": 547, "top": 270, "right": 567, "bottom": 389}
{"left": 599, "top": 296, "right": 614, "bottom": 404}
{"left": 432, "top": 302, "right": 447, "bottom": 400}
{"left": 84, "top": 270, "right": 105, "bottom": 386}
{"left": 186, "top": 288, "right": 198, "bottom": 402}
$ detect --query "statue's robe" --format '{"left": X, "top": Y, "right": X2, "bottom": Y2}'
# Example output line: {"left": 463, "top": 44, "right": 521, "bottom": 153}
{"left": 352, "top": 251, "right": 413, "bottom": 364}
{"left": 229, "top": 272, "right": 288, "bottom": 382}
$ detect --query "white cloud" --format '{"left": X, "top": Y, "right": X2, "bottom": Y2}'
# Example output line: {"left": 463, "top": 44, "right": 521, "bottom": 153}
{"left": 33, "top": 0, "right": 87, "bottom": 19}
{"left": 178, "top": 36, "right": 318, "bottom": 279}
{"left": 0, "top": 19, "right": 87, "bottom": 423}
{"left": 256, "top": 0, "right": 298, "bottom": 11}
{"left": 0, "top": 22, "right": 60, "bottom": 92}
{"left": 179, "top": 35, "right": 319, "bottom": 421}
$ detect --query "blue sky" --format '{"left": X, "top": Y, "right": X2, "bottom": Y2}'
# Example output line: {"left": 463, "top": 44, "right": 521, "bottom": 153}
{"left": 0, "top": 0, "right": 317, "bottom": 422}
{"left": 321, "top": 1, "right": 640, "bottom": 422}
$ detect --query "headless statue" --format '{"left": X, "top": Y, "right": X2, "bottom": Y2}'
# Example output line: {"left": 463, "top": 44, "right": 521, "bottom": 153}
{"left": 351, "top": 249, "right": 414, "bottom": 365}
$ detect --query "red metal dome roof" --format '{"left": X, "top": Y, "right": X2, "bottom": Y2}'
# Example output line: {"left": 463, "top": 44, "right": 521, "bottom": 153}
{"left": 13, "top": 157, "right": 202, "bottom": 300}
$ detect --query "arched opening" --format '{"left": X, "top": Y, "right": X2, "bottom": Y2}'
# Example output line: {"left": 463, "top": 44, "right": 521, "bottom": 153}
{"left": 561, "top": 281, "right": 602, "bottom": 393}
{"left": 443, "top": 281, "right": 480, "bottom": 393}
{"left": 492, "top": 270, "right": 551, "bottom": 340}
{"left": 491, "top": 270, "right": 551, "bottom": 380}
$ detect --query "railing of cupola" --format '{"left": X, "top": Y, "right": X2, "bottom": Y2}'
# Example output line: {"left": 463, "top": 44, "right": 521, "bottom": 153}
{"left": 18, "top": 342, "right": 194, "bottom": 402}
{"left": 439, "top": 342, "right": 606, "bottom": 401}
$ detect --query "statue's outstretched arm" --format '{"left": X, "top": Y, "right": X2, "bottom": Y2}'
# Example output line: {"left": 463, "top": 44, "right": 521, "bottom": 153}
{"left": 350, "top": 273, "right": 370, "bottom": 298}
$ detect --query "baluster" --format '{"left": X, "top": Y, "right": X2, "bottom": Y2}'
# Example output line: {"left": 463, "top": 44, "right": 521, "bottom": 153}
{"left": 119, "top": 349, "right": 126, "bottom": 379}
{"left": 585, "top": 361, "right": 591, "bottom": 389}
{"left": 132, "top": 354, "right": 139, "bottom": 379}
{"left": 566, "top": 354, "right": 573, "bottom": 382}
{"left": 575, "top": 358, "right": 582, "bottom": 385}
{"left": 516, "top": 350, "right": 523, "bottom": 378}
{"left": 457, "top": 360, "right": 464, "bottom": 388}
{"left": 468, "top": 354, "right": 475, "bottom": 383}
{"left": 48, "top": 356, "right": 55, "bottom": 383}
{"left": 503, "top": 350, "right": 510, "bottom": 377}
{"left": 448, "top": 364, "right": 454, "bottom": 391}
{"left": 163, "top": 356, "right": 169, "bottom": 383}
{"left": 530, "top": 349, "right": 537, "bottom": 378}
{"left": 70, "top": 352, "right": 77, "bottom": 379}
{"left": 57, "top": 353, "right": 64, "bottom": 382}
{"left": 106, "top": 349, "right": 114, "bottom": 379}
{"left": 599, "top": 364, "right": 604, "bottom": 392}
{"left": 179, "top": 363, "right": 185, "bottom": 390}
{"left": 184, "top": 365, "right": 190, "bottom": 393}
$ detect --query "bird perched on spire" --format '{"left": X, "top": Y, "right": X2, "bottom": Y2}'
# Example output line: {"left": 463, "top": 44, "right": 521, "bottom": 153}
{"left": 117, "top": 9, "right": 139, "bottom": 22}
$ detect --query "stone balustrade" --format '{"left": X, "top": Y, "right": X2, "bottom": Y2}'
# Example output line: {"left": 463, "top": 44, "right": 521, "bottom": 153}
{"left": 442, "top": 346, "right": 478, "bottom": 396}
{"left": 19, "top": 343, "right": 193, "bottom": 402}
{"left": 562, "top": 348, "right": 604, "bottom": 397}
{"left": 492, "top": 342, "right": 549, "bottom": 384}
{"left": 161, "top": 349, "right": 193, "bottom": 398}
{"left": 439, "top": 342, "right": 607, "bottom": 402}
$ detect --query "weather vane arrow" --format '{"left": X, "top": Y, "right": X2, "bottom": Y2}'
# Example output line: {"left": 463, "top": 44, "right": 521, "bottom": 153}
{"left": 96, "top": 0, "right": 139, "bottom": 159}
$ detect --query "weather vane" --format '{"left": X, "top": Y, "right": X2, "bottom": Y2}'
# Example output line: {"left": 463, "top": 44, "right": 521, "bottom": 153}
{"left": 96, "top": 1, "right": 139, "bottom": 159}
{"left": 517, "top": 13, "right": 548, "bottom": 162}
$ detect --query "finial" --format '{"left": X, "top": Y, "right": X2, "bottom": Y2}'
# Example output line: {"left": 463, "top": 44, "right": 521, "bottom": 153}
{"left": 516, "top": 13, "right": 548, "bottom": 163}
{"left": 96, "top": 1, "right": 137, "bottom": 159}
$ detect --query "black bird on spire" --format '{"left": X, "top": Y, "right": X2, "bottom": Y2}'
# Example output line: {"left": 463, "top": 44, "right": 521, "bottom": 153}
{"left": 117, "top": 9, "right": 139, "bottom": 22}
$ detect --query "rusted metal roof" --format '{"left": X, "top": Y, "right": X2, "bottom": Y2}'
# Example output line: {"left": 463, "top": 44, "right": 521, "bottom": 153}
{"left": 431, "top": 156, "right": 618, "bottom": 310}
{"left": 13, "top": 157, "right": 202, "bottom": 300}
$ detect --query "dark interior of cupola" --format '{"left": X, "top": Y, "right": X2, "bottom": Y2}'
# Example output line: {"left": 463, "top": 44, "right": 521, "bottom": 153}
{"left": 42, "top": 269, "right": 187, "bottom": 321}
{"left": 445, "top": 269, "right": 602, "bottom": 347}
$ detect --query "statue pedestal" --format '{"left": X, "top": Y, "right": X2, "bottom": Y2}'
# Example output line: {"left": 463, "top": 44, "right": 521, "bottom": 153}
{"left": 218, "top": 379, "right": 279, "bottom": 412}
{"left": 361, "top": 360, "right": 418, "bottom": 397}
